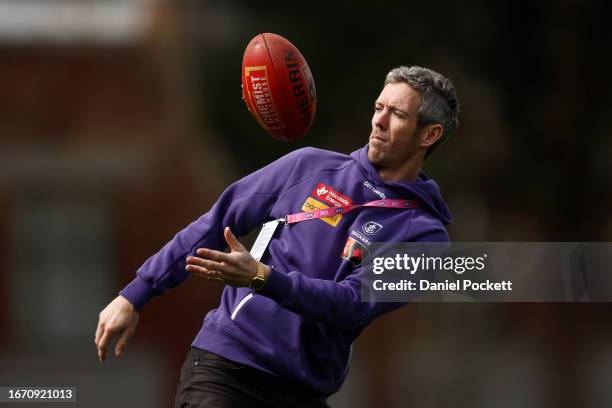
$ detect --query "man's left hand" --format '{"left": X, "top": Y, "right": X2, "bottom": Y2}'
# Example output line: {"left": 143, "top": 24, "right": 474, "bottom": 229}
{"left": 186, "top": 226, "right": 268, "bottom": 287}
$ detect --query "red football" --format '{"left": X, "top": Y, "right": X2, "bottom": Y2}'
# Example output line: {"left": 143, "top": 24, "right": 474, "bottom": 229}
{"left": 241, "top": 33, "right": 316, "bottom": 142}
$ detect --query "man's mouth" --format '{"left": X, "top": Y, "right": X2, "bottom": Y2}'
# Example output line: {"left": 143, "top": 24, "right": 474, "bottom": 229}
{"left": 370, "top": 133, "right": 387, "bottom": 143}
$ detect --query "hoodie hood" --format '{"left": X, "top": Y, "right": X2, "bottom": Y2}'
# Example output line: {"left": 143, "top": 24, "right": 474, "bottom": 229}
{"left": 351, "top": 144, "right": 453, "bottom": 225}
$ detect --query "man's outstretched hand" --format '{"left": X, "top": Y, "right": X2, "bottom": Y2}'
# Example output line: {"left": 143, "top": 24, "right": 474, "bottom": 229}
{"left": 186, "top": 227, "right": 270, "bottom": 287}
{"left": 95, "top": 295, "right": 139, "bottom": 362}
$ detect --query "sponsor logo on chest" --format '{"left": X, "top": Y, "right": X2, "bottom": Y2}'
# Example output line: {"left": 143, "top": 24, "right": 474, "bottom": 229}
{"left": 301, "top": 183, "right": 353, "bottom": 227}
{"left": 312, "top": 183, "right": 353, "bottom": 207}
{"left": 301, "top": 197, "right": 342, "bottom": 227}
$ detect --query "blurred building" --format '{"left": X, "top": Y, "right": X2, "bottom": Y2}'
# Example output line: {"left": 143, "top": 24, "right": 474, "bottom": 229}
{"left": 0, "top": 1, "right": 233, "bottom": 406}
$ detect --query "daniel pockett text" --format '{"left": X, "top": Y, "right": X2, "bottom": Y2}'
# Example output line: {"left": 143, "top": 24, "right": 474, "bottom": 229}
{"left": 361, "top": 243, "right": 612, "bottom": 302}
{"left": 371, "top": 252, "right": 512, "bottom": 293}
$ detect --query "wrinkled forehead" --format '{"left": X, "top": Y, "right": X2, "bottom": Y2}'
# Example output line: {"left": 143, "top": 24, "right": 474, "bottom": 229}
{"left": 376, "top": 82, "right": 422, "bottom": 114}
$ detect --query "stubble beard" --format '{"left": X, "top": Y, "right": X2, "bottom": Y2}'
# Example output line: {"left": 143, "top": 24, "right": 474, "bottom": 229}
{"left": 368, "top": 129, "right": 388, "bottom": 166}
{"left": 367, "top": 141, "right": 391, "bottom": 169}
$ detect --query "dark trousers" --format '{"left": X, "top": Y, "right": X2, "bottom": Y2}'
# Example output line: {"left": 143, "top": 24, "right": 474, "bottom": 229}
{"left": 175, "top": 347, "right": 330, "bottom": 408}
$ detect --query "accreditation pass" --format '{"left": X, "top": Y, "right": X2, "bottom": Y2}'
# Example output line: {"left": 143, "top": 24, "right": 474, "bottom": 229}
{"left": 249, "top": 219, "right": 283, "bottom": 262}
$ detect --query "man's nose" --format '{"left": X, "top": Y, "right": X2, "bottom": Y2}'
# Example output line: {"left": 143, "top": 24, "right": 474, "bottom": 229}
{"left": 373, "top": 109, "right": 389, "bottom": 130}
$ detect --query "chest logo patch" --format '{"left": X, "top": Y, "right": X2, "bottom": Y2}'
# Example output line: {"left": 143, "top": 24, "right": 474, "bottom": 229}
{"left": 362, "top": 221, "right": 383, "bottom": 235}
{"left": 312, "top": 183, "right": 353, "bottom": 208}
{"left": 301, "top": 197, "right": 342, "bottom": 227}
{"left": 301, "top": 183, "right": 353, "bottom": 227}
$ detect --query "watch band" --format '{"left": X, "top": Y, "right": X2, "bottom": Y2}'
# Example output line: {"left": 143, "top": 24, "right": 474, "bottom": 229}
{"left": 249, "top": 262, "right": 267, "bottom": 290}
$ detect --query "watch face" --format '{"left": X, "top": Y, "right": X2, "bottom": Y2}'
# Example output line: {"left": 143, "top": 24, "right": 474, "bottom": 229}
{"left": 252, "top": 277, "right": 265, "bottom": 291}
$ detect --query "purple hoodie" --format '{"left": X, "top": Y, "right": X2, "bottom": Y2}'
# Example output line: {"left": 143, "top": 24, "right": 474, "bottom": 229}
{"left": 120, "top": 144, "right": 452, "bottom": 397}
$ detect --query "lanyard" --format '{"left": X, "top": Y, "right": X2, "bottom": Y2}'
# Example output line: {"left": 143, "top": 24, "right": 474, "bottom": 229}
{"left": 253, "top": 199, "right": 420, "bottom": 261}
{"left": 284, "top": 199, "right": 419, "bottom": 225}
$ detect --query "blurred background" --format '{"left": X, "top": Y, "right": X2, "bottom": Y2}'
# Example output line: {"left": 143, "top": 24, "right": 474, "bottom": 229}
{"left": 0, "top": 0, "right": 611, "bottom": 407}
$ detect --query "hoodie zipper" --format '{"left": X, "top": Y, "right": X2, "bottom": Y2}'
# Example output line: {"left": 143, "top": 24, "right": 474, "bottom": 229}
{"left": 230, "top": 293, "right": 254, "bottom": 320}
{"left": 230, "top": 264, "right": 276, "bottom": 321}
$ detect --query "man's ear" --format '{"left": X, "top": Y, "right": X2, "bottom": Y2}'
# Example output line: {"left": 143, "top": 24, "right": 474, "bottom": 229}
{"left": 419, "top": 124, "right": 444, "bottom": 148}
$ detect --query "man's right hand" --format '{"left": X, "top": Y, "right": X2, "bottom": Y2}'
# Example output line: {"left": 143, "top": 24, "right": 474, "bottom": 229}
{"left": 95, "top": 295, "right": 139, "bottom": 362}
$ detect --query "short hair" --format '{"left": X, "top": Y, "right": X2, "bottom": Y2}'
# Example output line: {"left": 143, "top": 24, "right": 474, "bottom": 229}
{"left": 385, "top": 66, "right": 460, "bottom": 157}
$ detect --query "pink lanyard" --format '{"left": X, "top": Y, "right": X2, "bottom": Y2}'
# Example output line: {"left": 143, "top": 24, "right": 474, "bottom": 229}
{"left": 285, "top": 199, "right": 419, "bottom": 225}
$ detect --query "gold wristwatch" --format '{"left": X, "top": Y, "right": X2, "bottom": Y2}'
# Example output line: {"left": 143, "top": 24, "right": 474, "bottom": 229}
{"left": 249, "top": 262, "right": 267, "bottom": 291}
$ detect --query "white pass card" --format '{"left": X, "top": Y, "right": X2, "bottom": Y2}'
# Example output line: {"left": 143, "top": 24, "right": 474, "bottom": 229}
{"left": 249, "top": 220, "right": 282, "bottom": 261}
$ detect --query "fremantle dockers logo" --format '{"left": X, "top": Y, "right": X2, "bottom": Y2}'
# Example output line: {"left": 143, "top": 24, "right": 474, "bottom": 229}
{"left": 362, "top": 221, "right": 383, "bottom": 235}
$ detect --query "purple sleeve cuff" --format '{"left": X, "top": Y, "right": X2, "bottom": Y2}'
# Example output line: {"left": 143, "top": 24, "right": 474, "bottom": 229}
{"left": 119, "top": 276, "right": 160, "bottom": 311}
{"left": 258, "top": 267, "right": 295, "bottom": 304}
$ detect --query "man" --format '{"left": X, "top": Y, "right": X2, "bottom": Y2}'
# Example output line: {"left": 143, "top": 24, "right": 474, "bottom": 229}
{"left": 95, "top": 65, "right": 460, "bottom": 407}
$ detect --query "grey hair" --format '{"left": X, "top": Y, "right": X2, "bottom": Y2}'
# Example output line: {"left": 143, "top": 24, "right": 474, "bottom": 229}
{"left": 385, "top": 66, "right": 460, "bottom": 157}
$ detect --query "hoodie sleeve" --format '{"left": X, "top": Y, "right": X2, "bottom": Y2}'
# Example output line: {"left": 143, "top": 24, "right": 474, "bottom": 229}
{"left": 120, "top": 150, "right": 302, "bottom": 311}
{"left": 258, "top": 228, "right": 449, "bottom": 328}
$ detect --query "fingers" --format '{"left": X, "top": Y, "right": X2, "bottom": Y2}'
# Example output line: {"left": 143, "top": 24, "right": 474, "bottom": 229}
{"left": 186, "top": 263, "right": 224, "bottom": 280}
{"left": 115, "top": 325, "right": 135, "bottom": 357}
{"left": 224, "top": 227, "right": 246, "bottom": 252}
{"left": 95, "top": 296, "right": 139, "bottom": 363}
{"left": 97, "top": 324, "right": 135, "bottom": 361}
{"left": 95, "top": 323, "right": 104, "bottom": 349}
{"left": 187, "top": 228, "right": 247, "bottom": 284}
{"left": 97, "top": 329, "right": 113, "bottom": 362}
{"left": 195, "top": 248, "right": 231, "bottom": 263}
{"left": 186, "top": 256, "right": 227, "bottom": 274}
{"left": 95, "top": 314, "right": 106, "bottom": 361}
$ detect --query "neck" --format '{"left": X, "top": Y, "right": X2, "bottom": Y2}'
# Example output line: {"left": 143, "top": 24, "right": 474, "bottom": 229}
{"left": 376, "top": 156, "right": 423, "bottom": 182}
